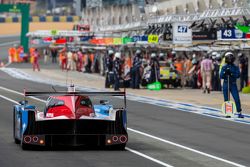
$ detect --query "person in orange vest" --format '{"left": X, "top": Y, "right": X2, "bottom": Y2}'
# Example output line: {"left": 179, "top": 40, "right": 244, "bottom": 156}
{"left": 18, "top": 46, "right": 25, "bottom": 62}
{"left": 29, "top": 47, "right": 35, "bottom": 63}
{"left": 60, "top": 49, "right": 67, "bottom": 71}
{"left": 32, "top": 49, "right": 40, "bottom": 71}
{"left": 174, "top": 55, "right": 184, "bottom": 87}
{"left": 8, "top": 47, "right": 14, "bottom": 63}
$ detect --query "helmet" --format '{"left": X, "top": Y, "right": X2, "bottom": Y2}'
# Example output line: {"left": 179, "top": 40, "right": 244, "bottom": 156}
{"left": 108, "top": 50, "right": 114, "bottom": 55}
{"left": 238, "top": 53, "right": 243, "bottom": 57}
{"left": 136, "top": 49, "right": 141, "bottom": 55}
{"left": 114, "top": 52, "right": 121, "bottom": 59}
{"left": 159, "top": 53, "right": 164, "bottom": 57}
{"left": 171, "top": 51, "right": 176, "bottom": 55}
{"left": 151, "top": 53, "right": 156, "bottom": 58}
{"left": 192, "top": 54, "right": 196, "bottom": 59}
{"left": 225, "top": 52, "right": 235, "bottom": 64}
{"left": 212, "top": 52, "right": 218, "bottom": 56}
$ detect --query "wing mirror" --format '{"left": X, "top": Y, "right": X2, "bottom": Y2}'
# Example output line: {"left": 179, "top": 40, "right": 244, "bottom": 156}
{"left": 100, "top": 100, "right": 109, "bottom": 105}
{"left": 19, "top": 100, "right": 28, "bottom": 105}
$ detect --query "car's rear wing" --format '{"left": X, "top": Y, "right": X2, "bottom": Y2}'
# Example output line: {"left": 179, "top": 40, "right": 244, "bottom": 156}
{"left": 24, "top": 90, "right": 127, "bottom": 108}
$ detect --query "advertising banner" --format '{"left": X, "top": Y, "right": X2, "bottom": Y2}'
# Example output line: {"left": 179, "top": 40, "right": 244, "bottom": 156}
{"left": 173, "top": 23, "right": 192, "bottom": 44}
{"left": 132, "top": 35, "right": 148, "bottom": 42}
{"left": 148, "top": 35, "right": 159, "bottom": 43}
{"left": 192, "top": 30, "right": 217, "bottom": 40}
{"left": 122, "top": 37, "right": 133, "bottom": 44}
{"left": 217, "top": 28, "right": 250, "bottom": 40}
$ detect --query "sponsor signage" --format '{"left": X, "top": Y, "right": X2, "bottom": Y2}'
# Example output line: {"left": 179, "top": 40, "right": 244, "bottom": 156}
{"left": 217, "top": 28, "right": 250, "bottom": 40}
{"left": 132, "top": 35, "right": 149, "bottom": 42}
{"left": 173, "top": 23, "right": 192, "bottom": 44}
{"left": 192, "top": 30, "right": 217, "bottom": 40}
{"left": 163, "top": 32, "right": 172, "bottom": 41}
{"left": 122, "top": 37, "right": 133, "bottom": 44}
{"left": 148, "top": 35, "right": 159, "bottom": 43}
{"left": 235, "top": 24, "right": 250, "bottom": 33}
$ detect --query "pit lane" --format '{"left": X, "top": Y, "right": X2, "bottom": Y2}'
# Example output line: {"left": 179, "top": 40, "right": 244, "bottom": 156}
{"left": 0, "top": 69, "right": 249, "bottom": 167}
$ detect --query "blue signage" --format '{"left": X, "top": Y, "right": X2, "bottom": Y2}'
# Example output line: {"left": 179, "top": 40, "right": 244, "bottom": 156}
{"left": 132, "top": 35, "right": 148, "bottom": 42}
{"left": 220, "top": 28, "right": 245, "bottom": 39}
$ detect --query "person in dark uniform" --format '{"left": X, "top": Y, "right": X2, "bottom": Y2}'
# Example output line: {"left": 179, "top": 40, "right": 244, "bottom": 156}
{"left": 131, "top": 49, "right": 142, "bottom": 89}
{"left": 238, "top": 53, "right": 248, "bottom": 91}
{"left": 113, "top": 52, "right": 121, "bottom": 91}
{"left": 212, "top": 53, "right": 222, "bottom": 91}
{"left": 51, "top": 48, "right": 58, "bottom": 63}
{"left": 104, "top": 50, "right": 114, "bottom": 88}
{"left": 220, "top": 52, "right": 244, "bottom": 118}
{"left": 149, "top": 53, "right": 160, "bottom": 83}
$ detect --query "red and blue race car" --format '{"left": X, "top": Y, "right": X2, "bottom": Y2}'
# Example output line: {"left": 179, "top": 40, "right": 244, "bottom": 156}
{"left": 13, "top": 87, "right": 128, "bottom": 150}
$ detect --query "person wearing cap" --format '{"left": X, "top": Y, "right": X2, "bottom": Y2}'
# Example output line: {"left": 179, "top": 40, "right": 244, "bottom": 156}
{"left": 131, "top": 49, "right": 142, "bottom": 89}
{"left": 105, "top": 50, "right": 114, "bottom": 88}
{"left": 220, "top": 52, "right": 244, "bottom": 118}
{"left": 149, "top": 53, "right": 160, "bottom": 84}
{"left": 238, "top": 53, "right": 248, "bottom": 90}
{"left": 113, "top": 52, "right": 121, "bottom": 91}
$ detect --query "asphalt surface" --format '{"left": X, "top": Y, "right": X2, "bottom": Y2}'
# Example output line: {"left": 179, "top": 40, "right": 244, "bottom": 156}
{"left": 0, "top": 36, "right": 20, "bottom": 62}
{"left": 0, "top": 69, "right": 250, "bottom": 167}
{"left": 0, "top": 36, "right": 250, "bottom": 167}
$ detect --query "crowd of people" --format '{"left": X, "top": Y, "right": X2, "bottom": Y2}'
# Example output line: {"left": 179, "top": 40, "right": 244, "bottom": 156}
{"left": 33, "top": 47, "right": 248, "bottom": 94}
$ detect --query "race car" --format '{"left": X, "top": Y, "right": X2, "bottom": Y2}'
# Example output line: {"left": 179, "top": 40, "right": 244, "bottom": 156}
{"left": 13, "top": 87, "right": 128, "bottom": 150}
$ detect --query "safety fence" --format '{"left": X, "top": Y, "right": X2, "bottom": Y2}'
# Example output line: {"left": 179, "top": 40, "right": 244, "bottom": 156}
{"left": 0, "top": 16, "right": 80, "bottom": 23}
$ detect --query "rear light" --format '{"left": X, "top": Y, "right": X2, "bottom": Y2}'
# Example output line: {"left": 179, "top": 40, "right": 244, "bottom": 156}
{"left": 24, "top": 136, "right": 31, "bottom": 143}
{"left": 33, "top": 136, "right": 38, "bottom": 143}
{"left": 119, "top": 135, "right": 127, "bottom": 143}
{"left": 107, "top": 139, "right": 112, "bottom": 144}
{"left": 39, "top": 139, "right": 44, "bottom": 145}
{"left": 112, "top": 136, "right": 118, "bottom": 142}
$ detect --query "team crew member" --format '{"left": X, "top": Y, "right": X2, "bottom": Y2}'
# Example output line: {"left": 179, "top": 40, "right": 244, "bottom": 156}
{"left": 131, "top": 49, "right": 142, "bottom": 89}
{"left": 77, "top": 50, "right": 83, "bottom": 72}
{"left": 238, "top": 53, "right": 248, "bottom": 90}
{"left": 113, "top": 52, "right": 121, "bottom": 91}
{"left": 201, "top": 54, "right": 213, "bottom": 93}
{"left": 149, "top": 53, "right": 160, "bottom": 83}
{"left": 32, "top": 49, "right": 40, "bottom": 71}
{"left": 220, "top": 52, "right": 244, "bottom": 118}
{"left": 105, "top": 50, "right": 114, "bottom": 88}
{"left": 60, "top": 48, "right": 67, "bottom": 71}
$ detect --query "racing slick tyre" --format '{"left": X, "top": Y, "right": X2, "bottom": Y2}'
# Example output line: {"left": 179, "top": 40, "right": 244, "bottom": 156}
{"left": 13, "top": 108, "right": 20, "bottom": 144}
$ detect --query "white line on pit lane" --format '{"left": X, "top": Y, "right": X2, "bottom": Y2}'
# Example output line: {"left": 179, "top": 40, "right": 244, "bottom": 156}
{"left": 0, "top": 93, "right": 174, "bottom": 167}
{"left": 128, "top": 128, "right": 246, "bottom": 167}
{"left": 0, "top": 85, "right": 246, "bottom": 167}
